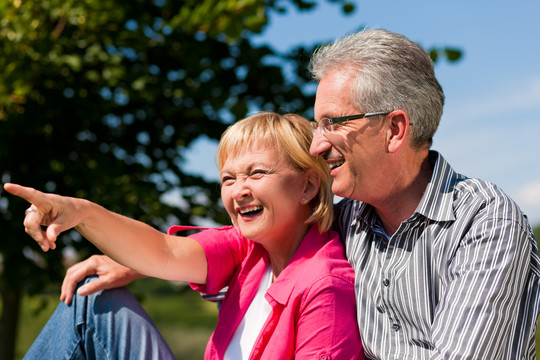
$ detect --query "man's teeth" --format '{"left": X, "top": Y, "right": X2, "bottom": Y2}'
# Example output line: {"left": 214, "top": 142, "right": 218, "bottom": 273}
{"left": 239, "top": 206, "right": 263, "bottom": 215}
{"left": 329, "top": 160, "right": 345, "bottom": 170}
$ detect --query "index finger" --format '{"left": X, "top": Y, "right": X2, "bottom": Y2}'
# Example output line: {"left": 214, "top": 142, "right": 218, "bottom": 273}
{"left": 4, "top": 183, "right": 57, "bottom": 250}
{"left": 3, "top": 183, "right": 48, "bottom": 208}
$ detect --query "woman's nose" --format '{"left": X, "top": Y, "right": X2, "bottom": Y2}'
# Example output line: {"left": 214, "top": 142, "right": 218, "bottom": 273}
{"left": 232, "top": 181, "right": 251, "bottom": 200}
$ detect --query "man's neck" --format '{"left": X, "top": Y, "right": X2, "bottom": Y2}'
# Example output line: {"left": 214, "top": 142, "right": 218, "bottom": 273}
{"left": 374, "top": 150, "right": 433, "bottom": 235}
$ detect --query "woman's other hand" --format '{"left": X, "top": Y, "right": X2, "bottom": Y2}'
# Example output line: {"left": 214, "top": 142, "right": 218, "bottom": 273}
{"left": 61, "top": 255, "right": 144, "bottom": 305}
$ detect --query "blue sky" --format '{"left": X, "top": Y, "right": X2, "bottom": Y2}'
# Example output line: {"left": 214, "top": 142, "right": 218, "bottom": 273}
{"left": 184, "top": 0, "right": 540, "bottom": 225}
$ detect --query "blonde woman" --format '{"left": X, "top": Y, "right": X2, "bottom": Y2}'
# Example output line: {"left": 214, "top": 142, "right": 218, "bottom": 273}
{"left": 6, "top": 112, "right": 363, "bottom": 359}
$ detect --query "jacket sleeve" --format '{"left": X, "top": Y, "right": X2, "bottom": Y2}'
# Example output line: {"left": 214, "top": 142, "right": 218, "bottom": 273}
{"left": 187, "top": 226, "right": 250, "bottom": 294}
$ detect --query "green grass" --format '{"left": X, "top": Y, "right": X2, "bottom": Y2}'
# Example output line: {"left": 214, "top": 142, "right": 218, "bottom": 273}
{"left": 14, "top": 276, "right": 540, "bottom": 359}
{"left": 537, "top": 330, "right": 540, "bottom": 360}
{"left": 15, "top": 278, "right": 218, "bottom": 360}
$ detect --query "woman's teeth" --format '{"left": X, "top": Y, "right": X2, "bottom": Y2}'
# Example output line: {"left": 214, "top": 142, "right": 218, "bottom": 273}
{"left": 239, "top": 206, "right": 263, "bottom": 215}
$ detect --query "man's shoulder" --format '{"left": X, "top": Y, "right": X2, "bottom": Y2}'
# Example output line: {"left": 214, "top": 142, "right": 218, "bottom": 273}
{"left": 452, "top": 177, "right": 522, "bottom": 215}
{"left": 431, "top": 151, "right": 527, "bottom": 223}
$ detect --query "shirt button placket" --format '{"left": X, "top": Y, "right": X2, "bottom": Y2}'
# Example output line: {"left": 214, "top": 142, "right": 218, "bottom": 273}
{"left": 381, "top": 276, "right": 400, "bottom": 333}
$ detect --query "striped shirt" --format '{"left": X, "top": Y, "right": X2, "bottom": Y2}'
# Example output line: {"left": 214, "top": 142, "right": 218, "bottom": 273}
{"left": 335, "top": 151, "right": 540, "bottom": 360}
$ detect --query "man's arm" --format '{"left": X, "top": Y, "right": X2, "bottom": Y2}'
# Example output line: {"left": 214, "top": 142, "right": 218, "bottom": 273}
{"left": 431, "top": 213, "right": 537, "bottom": 359}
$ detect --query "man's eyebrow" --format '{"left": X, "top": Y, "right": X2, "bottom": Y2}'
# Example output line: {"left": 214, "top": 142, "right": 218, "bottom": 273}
{"left": 317, "top": 112, "right": 338, "bottom": 120}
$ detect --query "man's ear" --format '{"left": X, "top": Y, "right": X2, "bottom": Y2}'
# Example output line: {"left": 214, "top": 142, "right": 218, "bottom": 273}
{"left": 387, "top": 110, "right": 412, "bottom": 153}
{"left": 301, "top": 169, "right": 321, "bottom": 205}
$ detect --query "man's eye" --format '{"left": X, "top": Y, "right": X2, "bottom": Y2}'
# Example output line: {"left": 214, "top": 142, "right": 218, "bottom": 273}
{"left": 323, "top": 123, "right": 334, "bottom": 131}
{"left": 319, "top": 118, "right": 331, "bottom": 130}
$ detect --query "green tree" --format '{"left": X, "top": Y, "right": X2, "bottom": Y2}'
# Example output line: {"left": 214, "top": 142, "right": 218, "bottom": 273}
{"left": 0, "top": 0, "right": 356, "bottom": 358}
{"left": 0, "top": 1, "right": 461, "bottom": 358}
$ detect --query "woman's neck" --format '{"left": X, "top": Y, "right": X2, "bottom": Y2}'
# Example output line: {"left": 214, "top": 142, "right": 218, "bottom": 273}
{"left": 266, "top": 222, "right": 311, "bottom": 278}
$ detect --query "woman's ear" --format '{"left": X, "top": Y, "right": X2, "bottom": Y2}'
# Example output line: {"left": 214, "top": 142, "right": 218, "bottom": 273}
{"left": 386, "top": 110, "right": 411, "bottom": 153}
{"left": 301, "top": 169, "right": 321, "bottom": 205}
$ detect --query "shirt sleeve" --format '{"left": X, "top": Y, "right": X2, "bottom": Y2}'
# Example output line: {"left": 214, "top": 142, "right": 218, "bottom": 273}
{"left": 187, "top": 226, "right": 250, "bottom": 294}
{"left": 430, "top": 201, "right": 535, "bottom": 359}
{"left": 295, "top": 275, "right": 365, "bottom": 360}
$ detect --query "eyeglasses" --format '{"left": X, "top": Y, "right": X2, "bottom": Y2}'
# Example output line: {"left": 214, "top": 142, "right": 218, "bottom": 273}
{"left": 311, "top": 111, "right": 392, "bottom": 134}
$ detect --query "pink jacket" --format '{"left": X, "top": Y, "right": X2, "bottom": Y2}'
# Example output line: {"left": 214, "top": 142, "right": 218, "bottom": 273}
{"left": 168, "top": 224, "right": 364, "bottom": 360}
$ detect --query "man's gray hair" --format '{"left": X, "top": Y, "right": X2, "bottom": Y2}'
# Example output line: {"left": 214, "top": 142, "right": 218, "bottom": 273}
{"left": 309, "top": 28, "right": 444, "bottom": 149}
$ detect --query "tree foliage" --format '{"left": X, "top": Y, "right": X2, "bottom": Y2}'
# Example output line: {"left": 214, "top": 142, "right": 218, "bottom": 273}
{"left": 0, "top": 0, "right": 357, "bottom": 358}
{"left": 0, "top": 0, "right": 461, "bottom": 358}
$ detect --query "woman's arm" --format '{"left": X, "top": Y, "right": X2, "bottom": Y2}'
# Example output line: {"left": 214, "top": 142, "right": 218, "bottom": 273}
{"left": 4, "top": 183, "right": 207, "bottom": 284}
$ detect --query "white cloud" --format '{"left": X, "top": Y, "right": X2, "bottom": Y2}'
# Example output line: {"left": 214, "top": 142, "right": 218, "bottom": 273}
{"left": 515, "top": 181, "right": 540, "bottom": 207}
{"left": 513, "top": 182, "right": 540, "bottom": 226}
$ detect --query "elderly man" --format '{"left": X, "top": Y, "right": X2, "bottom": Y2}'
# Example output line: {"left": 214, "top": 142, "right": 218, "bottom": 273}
{"left": 308, "top": 28, "right": 540, "bottom": 360}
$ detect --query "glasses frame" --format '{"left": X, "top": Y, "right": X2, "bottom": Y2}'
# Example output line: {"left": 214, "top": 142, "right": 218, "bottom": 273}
{"left": 312, "top": 111, "right": 392, "bottom": 134}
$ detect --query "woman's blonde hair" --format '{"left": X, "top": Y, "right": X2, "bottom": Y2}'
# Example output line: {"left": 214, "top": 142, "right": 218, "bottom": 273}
{"left": 216, "top": 112, "right": 333, "bottom": 233}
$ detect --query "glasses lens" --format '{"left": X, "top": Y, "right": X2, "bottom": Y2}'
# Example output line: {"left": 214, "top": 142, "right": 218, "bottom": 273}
{"left": 320, "top": 118, "right": 333, "bottom": 133}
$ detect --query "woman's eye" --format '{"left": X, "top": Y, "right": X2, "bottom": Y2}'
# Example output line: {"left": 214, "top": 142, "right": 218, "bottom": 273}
{"left": 250, "top": 170, "right": 266, "bottom": 178}
{"left": 221, "top": 176, "right": 234, "bottom": 185}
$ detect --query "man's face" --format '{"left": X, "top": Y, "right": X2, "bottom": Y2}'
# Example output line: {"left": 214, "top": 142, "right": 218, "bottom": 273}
{"left": 310, "top": 69, "right": 389, "bottom": 202}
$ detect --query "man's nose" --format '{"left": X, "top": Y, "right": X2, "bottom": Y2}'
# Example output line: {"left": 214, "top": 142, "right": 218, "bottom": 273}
{"left": 310, "top": 130, "right": 331, "bottom": 157}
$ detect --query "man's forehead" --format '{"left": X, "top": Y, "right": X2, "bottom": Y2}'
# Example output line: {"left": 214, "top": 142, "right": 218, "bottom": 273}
{"left": 314, "top": 70, "right": 358, "bottom": 118}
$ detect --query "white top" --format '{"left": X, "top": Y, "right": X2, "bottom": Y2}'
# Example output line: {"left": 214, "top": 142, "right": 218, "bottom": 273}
{"left": 224, "top": 265, "right": 273, "bottom": 360}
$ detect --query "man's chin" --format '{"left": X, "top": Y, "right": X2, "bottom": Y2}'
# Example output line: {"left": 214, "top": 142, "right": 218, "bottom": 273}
{"left": 331, "top": 183, "right": 349, "bottom": 199}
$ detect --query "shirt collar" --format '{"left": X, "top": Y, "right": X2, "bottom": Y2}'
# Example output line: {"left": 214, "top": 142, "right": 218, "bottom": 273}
{"left": 355, "top": 150, "right": 460, "bottom": 225}
{"left": 415, "top": 150, "right": 459, "bottom": 222}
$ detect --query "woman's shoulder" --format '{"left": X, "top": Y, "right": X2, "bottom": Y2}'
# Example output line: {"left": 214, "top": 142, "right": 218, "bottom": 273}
{"left": 292, "top": 230, "right": 355, "bottom": 289}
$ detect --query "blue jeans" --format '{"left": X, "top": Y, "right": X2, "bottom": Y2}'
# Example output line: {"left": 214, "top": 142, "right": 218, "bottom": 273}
{"left": 24, "top": 277, "right": 176, "bottom": 360}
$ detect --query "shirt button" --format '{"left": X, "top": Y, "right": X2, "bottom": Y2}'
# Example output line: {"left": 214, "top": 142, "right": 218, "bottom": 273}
{"left": 319, "top": 355, "right": 329, "bottom": 360}
{"left": 392, "top": 323, "right": 401, "bottom": 331}
{"left": 383, "top": 278, "right": 390, "bottom": 286}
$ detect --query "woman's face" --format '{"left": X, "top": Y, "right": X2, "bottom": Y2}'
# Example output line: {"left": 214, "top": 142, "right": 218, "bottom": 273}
{"left": 220, "top": 142, "right": 311, "bottom": 248}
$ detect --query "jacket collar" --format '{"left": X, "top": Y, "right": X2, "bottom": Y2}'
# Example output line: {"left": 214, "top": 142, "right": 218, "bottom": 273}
{"left": 265, "top": 224, "right": 336, "bottom": 305}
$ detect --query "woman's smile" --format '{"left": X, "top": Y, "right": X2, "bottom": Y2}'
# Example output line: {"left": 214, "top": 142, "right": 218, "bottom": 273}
{"left": 237, "top": 205, "right": 264, "bottom": 219}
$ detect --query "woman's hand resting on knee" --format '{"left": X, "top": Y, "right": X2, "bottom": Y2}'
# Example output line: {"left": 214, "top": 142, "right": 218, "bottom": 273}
{"left": 61, "top": 255, "right": 145, "bottom": 305}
